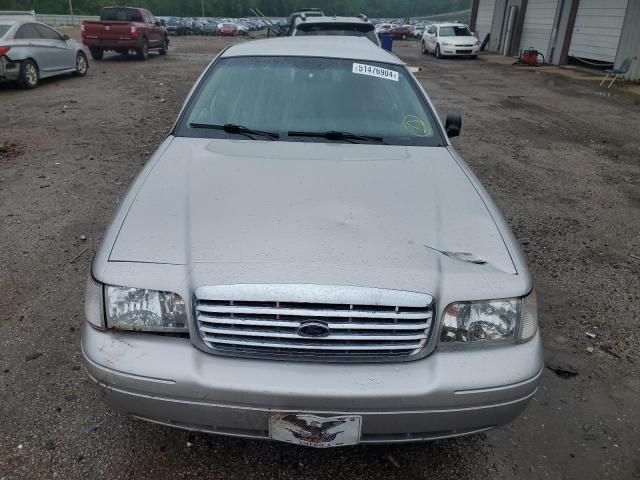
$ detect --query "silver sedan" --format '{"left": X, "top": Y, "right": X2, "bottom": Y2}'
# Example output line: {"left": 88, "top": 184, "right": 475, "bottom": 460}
{"left": 0, "top": 20, "right": 88, "bottom": 89}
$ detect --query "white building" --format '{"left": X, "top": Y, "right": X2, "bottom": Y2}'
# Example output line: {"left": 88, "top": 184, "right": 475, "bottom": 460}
{"left": 470, "top": 0, "right": 639, "bottom": 80}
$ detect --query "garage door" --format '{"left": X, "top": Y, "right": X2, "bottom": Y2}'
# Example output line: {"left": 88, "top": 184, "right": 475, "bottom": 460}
{"left": 519, "top": 0, "right": 559, "bottom": 59}
{"left": 569, "top": 0, "right": 629, "bottom": 62}
{"left": 475, "top": 0, "right": 496, "bottom": 43}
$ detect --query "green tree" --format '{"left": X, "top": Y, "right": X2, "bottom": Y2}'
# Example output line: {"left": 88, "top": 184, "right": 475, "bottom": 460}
{"left": 0, "top": 0, "right": 470, "bottom": 17}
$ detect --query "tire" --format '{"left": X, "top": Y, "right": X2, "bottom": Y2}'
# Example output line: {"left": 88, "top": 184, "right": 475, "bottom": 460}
{"left": 159, "top": 37, "right": 168, "bottom": 55}
{"left": 421, "top": 41, "right": 428, "bottom": 55}
{"left": 435, "top": 44, "right": 442, "bottom": 59}
{"left": 18, "top": 59, "right": 39, "bottom": 89}
{"left": 73, "top": 51, "right": 88, "bottom": 76}
{"left": 136, "top": 38, "right": 149, "bottom": 60}
{"left": 402, "top": 34, "right": 407, "bottom": 40}
{"left": 89, "top": 46, "right": 103, "bottom": 60}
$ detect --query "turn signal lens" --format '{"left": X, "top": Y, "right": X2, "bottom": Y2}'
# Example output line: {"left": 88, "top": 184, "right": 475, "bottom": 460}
{"left": 84, "top": 275, "right": 105, "bottom": 330}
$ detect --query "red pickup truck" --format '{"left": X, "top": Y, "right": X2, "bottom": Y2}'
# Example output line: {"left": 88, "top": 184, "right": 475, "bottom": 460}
{"left": 81, "top": 6, "right": 168, "bottom": 60}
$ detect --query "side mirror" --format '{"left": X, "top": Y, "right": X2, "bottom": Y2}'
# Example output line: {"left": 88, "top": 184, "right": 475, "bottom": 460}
{"left": 62, "top": 34, "right": 70, "bottom": 40}
{"left": 445, "top": 112, "right": 462, "bottom": 138}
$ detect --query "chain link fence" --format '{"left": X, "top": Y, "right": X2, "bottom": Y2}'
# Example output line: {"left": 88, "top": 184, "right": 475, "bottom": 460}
{"left": 35, "top": 14, "right": 98, "bottom": 27}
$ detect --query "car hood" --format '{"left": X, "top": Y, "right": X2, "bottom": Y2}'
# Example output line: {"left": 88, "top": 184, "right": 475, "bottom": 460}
{"left": 109, "top": 138, "right": 516, "bottom": 285}
{"left": 443, "top": 36, "right": 477, "bottom": 45}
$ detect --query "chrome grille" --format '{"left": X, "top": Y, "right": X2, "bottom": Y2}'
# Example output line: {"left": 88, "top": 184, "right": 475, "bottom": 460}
{"left": 194, "top": 285, "right": 434, "bottom": 361}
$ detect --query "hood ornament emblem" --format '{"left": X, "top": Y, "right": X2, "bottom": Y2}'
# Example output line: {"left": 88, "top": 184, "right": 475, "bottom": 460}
{"left": 297, "top": 321, "right": 331, "bottom": 338}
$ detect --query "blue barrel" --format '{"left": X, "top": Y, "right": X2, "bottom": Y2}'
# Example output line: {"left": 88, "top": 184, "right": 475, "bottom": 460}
{"left": 381, "top": 34, "right": 393, "bottom": 52}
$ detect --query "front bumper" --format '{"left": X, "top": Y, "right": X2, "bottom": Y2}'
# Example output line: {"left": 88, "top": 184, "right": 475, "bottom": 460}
{"left": 82, "top": 325, "right": 543, "bottom": 443}
{"left": 441, "top": 46, "right": 481, "bottom": 56}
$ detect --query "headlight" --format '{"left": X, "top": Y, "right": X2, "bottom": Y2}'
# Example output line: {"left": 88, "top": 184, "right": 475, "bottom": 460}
{"left": 84, "top": 275, "right": 105, "bottom": 330}
{"left": 440, "top": 290, "right": 537, "bottom": 345}
{"left": 475, "top": 39, "right": 481, "bottom": 46}
{"left": 105, "top": 285, "right": 188, "bottom": 332}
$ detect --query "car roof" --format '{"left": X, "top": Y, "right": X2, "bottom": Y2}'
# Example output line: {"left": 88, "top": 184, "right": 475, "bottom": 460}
{"left": 436, "top": 23, "right": 468, "bottom": 28}
{"left": 299, "top": 16, "right": 370, "bottom": 25}
{"left": 221, "top": 37, "right": 402, "bottom": 65}
{"left": 0, "top": 20, "right": 20, "bottom": 26}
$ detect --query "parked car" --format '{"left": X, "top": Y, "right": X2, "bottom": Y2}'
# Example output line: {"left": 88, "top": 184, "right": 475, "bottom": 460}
{"left": 217, "top": 23, "right": 238, "bottom": 36}
{"left": 291, "top": 16, "right": 380, "bottom": 47}
{"left": 422, "top": 23, "right": 480, "bottom": 59}
{"left": 412, "top": 24, "right": 426, "bottom": 38}
{"left": 201, "top": 21, "right": 218, "bottom": 36}
{"left": 0, "top": 20, "right": 88, "bottom": 89}
{"left": 287, "top": 9, "right": 324, "bottom": 33}
{"left": 236, "top": 22, "right": 250, "bottom": 35}
{"left": 83, "top": 36, "right": 543, "bottom": 449}
{"left": 188, "top": 19, "right": 204, "bottom": 35}
{"left": 374, "top": 22, "right": 392, "bottom": 35}
{"left": 166, "top": 17, "right": 188, "bottom": 36}
{"left": 81, "top": 7, "right": 168, "bottom": 60}
{"left": 387, "top": 24, "right": 412, "bottom": 40}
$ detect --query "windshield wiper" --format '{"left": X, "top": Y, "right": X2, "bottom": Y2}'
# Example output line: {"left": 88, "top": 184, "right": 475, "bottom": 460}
{"left": 288, "top": 130, "right": 387, "bottom": 144}
{"left": 188, "top": 123, "right": 280, "bottom": 140}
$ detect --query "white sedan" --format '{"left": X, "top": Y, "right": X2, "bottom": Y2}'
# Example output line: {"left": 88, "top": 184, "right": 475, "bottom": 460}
{"left": 422, "top": 23, "right": 480, "bottom": 59}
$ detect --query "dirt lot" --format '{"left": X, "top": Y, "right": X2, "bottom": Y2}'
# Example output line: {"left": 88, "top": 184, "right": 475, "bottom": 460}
{"left": 1, "top": 31, "right": 639, "bottom": 479}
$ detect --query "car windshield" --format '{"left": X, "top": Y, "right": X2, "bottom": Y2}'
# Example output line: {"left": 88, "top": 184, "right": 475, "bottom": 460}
{"left": 439, "top": 26, "right": 472, "bottom": 37}
{"left": 178, "top": 56, "right": 443, "bottom": 147}
{"left": 0, "top": 25, "right": 12, "bottom": 37}
{"left": 296, "top": 25, "right": 378, "bottom": 44}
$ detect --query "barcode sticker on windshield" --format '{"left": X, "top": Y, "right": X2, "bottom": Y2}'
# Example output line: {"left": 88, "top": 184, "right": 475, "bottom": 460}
{"left": 352, "top": 63, "right": 399, "bottom": 82}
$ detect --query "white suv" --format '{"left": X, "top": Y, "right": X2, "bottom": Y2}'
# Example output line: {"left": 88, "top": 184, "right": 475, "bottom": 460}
{"left": 422, "top": 23, "right": 480, "bottom": 59}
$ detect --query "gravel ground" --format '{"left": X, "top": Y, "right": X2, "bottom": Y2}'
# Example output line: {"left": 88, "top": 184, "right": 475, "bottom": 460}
{"left": 1, "top": 32, "right": 639, "bottom": 479}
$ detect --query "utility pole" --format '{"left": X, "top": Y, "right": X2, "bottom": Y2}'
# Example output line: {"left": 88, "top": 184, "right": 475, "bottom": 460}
{"left": 201, "top": 0, "right": 205, "bottom": 17}
{"left": 68, "top": 0, "right": 75, "bottom": 23}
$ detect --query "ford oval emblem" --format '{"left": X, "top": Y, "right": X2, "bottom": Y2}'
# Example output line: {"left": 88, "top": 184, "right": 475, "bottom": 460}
{"left": 297, "top": 321, "right": 331, "bottom": 338}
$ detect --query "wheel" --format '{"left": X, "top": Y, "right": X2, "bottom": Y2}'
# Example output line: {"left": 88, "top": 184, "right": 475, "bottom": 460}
{"left": 159, "top": 37, "right": 168, "bottom": 55}
{"left": 421, "top": 41, "right": 428, "bottom": 55}
{"left": 402, "top": 34, "right": 407, "bottom": 40}
{"left": 73, "top": 51, "right": 88, "bottom": 76}
{"left": 136, "top": 38, "right": 149, "bottom": 60}
{"left": 89, "top": 46, "right": 103, "bottom": 60}
{"left": 435, "top": 44, "right": 442, "bottom": 59}
{"left": 18, "top": 59, "right": 39, "bottom": 89}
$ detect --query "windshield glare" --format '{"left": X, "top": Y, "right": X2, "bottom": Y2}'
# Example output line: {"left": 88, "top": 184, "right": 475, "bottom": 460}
{"left": 439, "top": 26, "right": 472, "bottom": 37}
{"left": 179, "top": 56, "right": 442, "bottom": 147}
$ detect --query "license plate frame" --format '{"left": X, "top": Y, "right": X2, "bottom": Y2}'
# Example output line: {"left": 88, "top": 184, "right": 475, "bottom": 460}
{"left": 270, "top": 413, "right": 362, "bottom": 448}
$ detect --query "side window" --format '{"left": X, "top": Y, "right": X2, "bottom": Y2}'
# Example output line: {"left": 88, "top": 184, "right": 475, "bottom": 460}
{"left": 142, "top": 11, "right": 151, "bottom": 23}
{"left": 35, "top": 24, "right": 62, "bottom": 40}
{"left": 148, "top": 12, "right": 156, "bottom": 24}
{"left": 15, "top": 24, "right": 41, "bottom": 40}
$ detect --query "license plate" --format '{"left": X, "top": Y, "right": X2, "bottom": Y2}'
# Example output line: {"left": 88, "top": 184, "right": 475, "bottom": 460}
{"left": 270, "top": 414, "right": 362, "bottom": 448}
